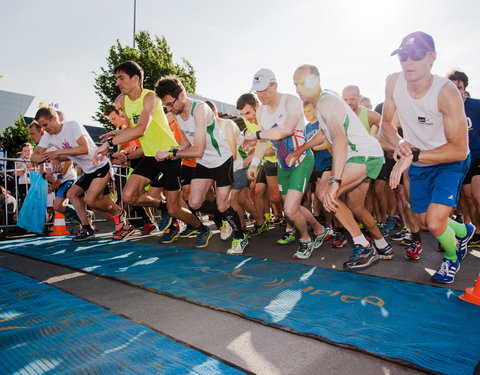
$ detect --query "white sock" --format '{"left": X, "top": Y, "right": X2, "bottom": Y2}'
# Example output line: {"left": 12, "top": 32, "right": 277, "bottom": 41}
{"left": 352, "top": 235, "right": 369, "bottom": 247}
{"left": 374, "top": 238, "right": 389, "bottom": 249}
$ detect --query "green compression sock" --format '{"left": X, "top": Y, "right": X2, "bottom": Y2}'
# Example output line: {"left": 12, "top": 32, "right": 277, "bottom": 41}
{"left": 447, "top": 217, "right": 467, "bottom": 238}
{"left": 435, "top": 226, "right": 457, "bottom": 261}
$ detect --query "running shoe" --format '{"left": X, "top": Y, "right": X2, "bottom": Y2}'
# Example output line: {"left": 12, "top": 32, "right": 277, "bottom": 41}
{"left": 251, "top": 221, "right": 271, "bottom": 236}
{"left": 399, "top": 231, "right": 413, "bottom": 246}
{"left": 312, "top": 226, "right": 334, "bottom": 249}
{"left": 331, "top": 231, "right": 347, "bottom": 248}
{"left": 390, "top": 228, "right": 409, "bottom": 241}
{"left": 456, "top": 223, "right": 475, "bottom": 261}
{"left": 179, "top": 225, "right": 200, "bottom": 238}
{"left": 293, "top": 239, "right": 314, "bottom": 259}
{"left": 113, "top": 211, "right": 127, "bottom": 233}
{"left": 373, "top": 243, "right": 394, "bottom": 260}
{"left": 273, "top": 215, "right": 283, "bottom": 225}
{"left": 343, "top": 244, "right": 379, "bottom": 270}
{"left": 220, "top": 220, "right": 233, "bottom": 241}
{"left": 431, "top": 258, "right": 460, "bottom": 284}
{"left": 140, "top": 222, "right": 157, "bottom": 235}
{"left": 114, "top": 224, "right": 135, "bottom": 240}
{"left": 227, "top": 234, "right": 249, "bottom": 255}
{"left": 72, "top": 229, "right": 95, "bottom": 242}
{"left": 386, "top": 216, "right": 395, "bottom": 230}
{"left": 378, "top": 223, "right": 389, "bottom": 236}
{"left": 158, "top": 211, "right": 172, "bottom": 232}
{"left": 276, "top": 229, "right": 296, "bottom": 245}
{"left": 158, "top": 227, "right": 180, "bottom": 244}
{"left": 468, "top": 235, "right": 480, "bottom": 248}
{"left": 405, "top": 240, "right": 422, "bottom": 260}
{"left": 194, "top": 229, "right": 213, "bottom": 248}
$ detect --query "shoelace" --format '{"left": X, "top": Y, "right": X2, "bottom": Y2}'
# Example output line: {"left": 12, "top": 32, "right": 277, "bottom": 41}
{"left": 437, "top": 260, "right": 452, "bottom": 276}
{"left": 349, "top": 246, "right": 364, "bottom": 260}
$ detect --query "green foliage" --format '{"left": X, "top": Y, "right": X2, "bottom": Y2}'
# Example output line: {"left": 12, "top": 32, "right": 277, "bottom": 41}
{"left": 1, "top": 115, "right": 31, "bottom": 158}
{"left": 93, "top": 31, "right": 197, "bottom": 130}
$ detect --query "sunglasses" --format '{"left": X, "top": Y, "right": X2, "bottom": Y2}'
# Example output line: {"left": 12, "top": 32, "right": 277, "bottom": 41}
{"left": 398, "top": 50, "right": 431, "bottom": 62}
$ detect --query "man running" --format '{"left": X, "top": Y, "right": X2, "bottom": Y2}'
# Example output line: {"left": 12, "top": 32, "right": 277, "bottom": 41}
{"left": 381, "top": 32, "right": 474, "bottom": 283}
{"left": 244, "top": 68, "right": 332, "bottom": 259}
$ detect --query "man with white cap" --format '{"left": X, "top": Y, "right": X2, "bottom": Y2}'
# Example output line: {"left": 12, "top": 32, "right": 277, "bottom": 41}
{"left": 244, "top": 68, "right": 333, "bottom": 259}
{"left": 381, "top": 31, "right": 474, "bottom": 283}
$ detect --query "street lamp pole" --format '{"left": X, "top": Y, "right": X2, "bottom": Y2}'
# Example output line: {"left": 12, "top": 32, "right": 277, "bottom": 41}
{"left": 133, "top": 0, "right": 137, "bottom": 48}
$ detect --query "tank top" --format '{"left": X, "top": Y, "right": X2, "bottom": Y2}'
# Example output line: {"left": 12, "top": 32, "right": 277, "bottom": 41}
{"left": 393, "top": 74, "right": 450, "bottom": 152}
{"left": 259, "top": 94, "right": 310, "bottom": 170}
{"left": 218, "top": 118, "right": 244, "bottom": 172}
{"left": 358, "top": 106, "right": 371, "bottom": 134}
{"left": 175, "top": 101, "right": 231, "bottom": 168}
{"left": 243, "top": 119, "right": 277, "bottom": 164}
{"left": 124, "top": 89, "right": 178, "bottom": 156}
{"left": 317, "top": 91, "right": 383, "bottom": 158}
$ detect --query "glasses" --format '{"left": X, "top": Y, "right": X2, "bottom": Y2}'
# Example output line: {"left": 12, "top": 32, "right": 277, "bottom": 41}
{"left": 398, "top": 50, "right": 431, "bottom": 62}
{"left": 162, "top": 96, "right": 177, "bottom": 109}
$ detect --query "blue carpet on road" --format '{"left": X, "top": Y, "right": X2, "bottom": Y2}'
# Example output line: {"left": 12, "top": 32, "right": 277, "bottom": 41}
{"left": 2, "top": 236, "right": 480, "bottom": 375}
{"left": 0, "top": 267, "right": 244, "bottom": 375}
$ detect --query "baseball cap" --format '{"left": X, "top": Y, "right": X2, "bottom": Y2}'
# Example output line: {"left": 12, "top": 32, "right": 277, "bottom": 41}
{"left": 391, "top": 31, "right": 435, "bottom": 56}
{"left": 251, "top": 68, "right": 277, "bottom": 91}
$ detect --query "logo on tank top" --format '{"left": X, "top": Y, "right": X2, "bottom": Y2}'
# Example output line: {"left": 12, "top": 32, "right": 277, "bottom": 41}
{"left": 417, "top": 116, "right": 433, "bottom": 126}
{"left": 131, "top": 114, "right": 140, "bottom": 125}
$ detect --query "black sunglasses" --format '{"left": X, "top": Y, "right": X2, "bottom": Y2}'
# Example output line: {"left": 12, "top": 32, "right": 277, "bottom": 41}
{"left": 398, "top": 50, "right": 431, "bottom": 62}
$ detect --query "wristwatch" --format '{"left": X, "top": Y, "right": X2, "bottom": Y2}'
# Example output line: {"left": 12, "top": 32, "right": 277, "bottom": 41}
{"left": 169, "top": 148, "right": 178, "bottom": 157}
{"left": 411, "top": 147, "right": 421, "bottom": 162}
{"left": 328, "top": 176, "right": 342, "bottom": 184}
{"left": 256, "top": 130, "right": 262, "bottom": 140}
{"left": 107, "top": 137, "right": 115, "bottom": 148}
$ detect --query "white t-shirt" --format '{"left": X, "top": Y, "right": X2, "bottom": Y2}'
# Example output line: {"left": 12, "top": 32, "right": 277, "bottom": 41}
{"left": 38, "top": 121, "right": 107, "bottom": 174}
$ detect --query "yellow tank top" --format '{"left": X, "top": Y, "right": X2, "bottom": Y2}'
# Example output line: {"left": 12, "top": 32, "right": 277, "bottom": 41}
{"left": 124, "top": 89, "right": 178, "bottom": 156}
{"left": 358, "top": 106, "right": 371, "bottom": 134}
{"left": 244, "top": 119, "right": 277, "bottom": 163}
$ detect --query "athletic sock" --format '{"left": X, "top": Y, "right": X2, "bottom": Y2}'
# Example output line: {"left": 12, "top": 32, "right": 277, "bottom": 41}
{"left": 374, "top": 238, "right": 389, "bottom": 249}
{"left": 435, "top": 226, "right": 457, "bottom": 261}
{"left": 158, "top": 200, "right": 167, "bottom": 211}
{"left": 447, "top": 217, "right": 467, "bottom": 238}
{"left": 411, "top": 231, "right": 421, "bottom": 242}
{"left": 82, "top": 224, "right": 94, "bottom": 231}
{"left": 219, "top": 206, "right": 243, "bottom": 238}
{"left": 352, "top": 235, "right": 370, "bottom": 247}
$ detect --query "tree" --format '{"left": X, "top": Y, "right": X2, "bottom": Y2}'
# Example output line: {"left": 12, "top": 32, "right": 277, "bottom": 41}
{"left": 1, "top": 115, "right": 31, "bottom": 159}
{"left": 93, "top": 31, "right": 197, "bottom": 130}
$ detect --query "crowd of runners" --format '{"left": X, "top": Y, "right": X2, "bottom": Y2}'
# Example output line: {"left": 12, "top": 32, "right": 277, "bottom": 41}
{"left": 21, "top": 31, "right": 480, "bottom": 285}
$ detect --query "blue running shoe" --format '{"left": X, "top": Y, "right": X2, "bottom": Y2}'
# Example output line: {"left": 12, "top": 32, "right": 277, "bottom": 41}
{"left": 456, "top": 223, "right": 475, "bottom": 261}
{"left": 343, "top": 244, "right": 378, "bottom": 270}
{"left": 194, "top": 229, "right": 213, "bottom": 248}
{"left": 179, "top": 225, "right": 200, "bottom": 238}
{"left": 72, "top": 229, "right": 95, "bottom": 242}
{"left": 158, "top": 227, "right": 179, "bottom": 244}
{"left": 158, "top": 211, "right": 172, "bottom": 232}
{"left": 378, "top": 223, "right": 389, "bottom": 236}
{"left": 386, "top": 216, "right": 395, "bottom": 230}
{"left": 431, "top": 258, "right": 460, "bottom": 284}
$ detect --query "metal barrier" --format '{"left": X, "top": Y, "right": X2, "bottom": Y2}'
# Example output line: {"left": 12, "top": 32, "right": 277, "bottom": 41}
{"left": 0, "top": 157, "right": 148, "bottom": 234}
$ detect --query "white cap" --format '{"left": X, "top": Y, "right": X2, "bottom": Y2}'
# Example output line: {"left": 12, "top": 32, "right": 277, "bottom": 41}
{"left": 251, "top": 68, "right": 277, "bottom": 91}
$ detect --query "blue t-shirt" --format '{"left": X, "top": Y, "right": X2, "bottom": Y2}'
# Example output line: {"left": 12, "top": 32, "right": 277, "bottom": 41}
{"left": 304, "top": 121, "right": 332, "bottom": 172}
{"left": 465, "top": 97, "right": 480, "bottom": 160}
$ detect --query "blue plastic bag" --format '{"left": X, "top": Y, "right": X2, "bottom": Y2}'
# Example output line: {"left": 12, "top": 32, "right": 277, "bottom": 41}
{"left": 17, "top": 171, "right": 48, "bottom": 234}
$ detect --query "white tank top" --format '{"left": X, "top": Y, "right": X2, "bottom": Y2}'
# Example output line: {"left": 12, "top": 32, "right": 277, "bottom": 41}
{"left": 259, "top": 94, "right": 309, "bottom": 170}
{"left": 218, "top": 118, "right": 243, "bottom": 172}
{"left": 393, "top": 73, "right": 449, "bottom": 154}
{"left": 175, "top": 101, "right": 232, "bottom": 168}
{"left": 316, "top": 90, "right": 383, "bottom": 159}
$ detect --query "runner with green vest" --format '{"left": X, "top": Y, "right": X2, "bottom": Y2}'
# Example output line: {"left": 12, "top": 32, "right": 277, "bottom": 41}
{"left": 94, "top": 61, "right": 203, "bottom": 242}
{"left": 154, "top": 75, "right": 249, "bottom": 255}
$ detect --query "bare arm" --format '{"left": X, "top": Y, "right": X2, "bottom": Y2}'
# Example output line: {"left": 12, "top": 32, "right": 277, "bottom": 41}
{"left": 257, "top": 95, "right": 303, "bottom": 141}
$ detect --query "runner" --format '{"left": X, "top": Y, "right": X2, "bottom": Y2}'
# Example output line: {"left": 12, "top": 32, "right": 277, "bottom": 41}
{"left": 381, "top": 32, "right": 474, "bottom": 283}
{"left": 154, "top": 75, "right": 249, "bottom": 255}
{"left": 292, "top": 64, "right": 391, "bottom": 270}
{"left": 244, "top": 68, "right": 332, "bottom": 259}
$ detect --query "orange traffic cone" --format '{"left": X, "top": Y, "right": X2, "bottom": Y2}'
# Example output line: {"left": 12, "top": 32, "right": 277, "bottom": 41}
{"left": 459, "top": 274, "right": 480, "bottom": 306}
{"left": 49, "top": 212, "right": 70, "bottom": 236}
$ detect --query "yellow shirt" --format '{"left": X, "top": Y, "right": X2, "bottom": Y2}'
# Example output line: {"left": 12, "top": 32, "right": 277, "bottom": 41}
{"left": 244, "top": 119, "right": 277, "bottom": 163}
{"left": 124, "top": 89, "right": 178, "bottom": 156}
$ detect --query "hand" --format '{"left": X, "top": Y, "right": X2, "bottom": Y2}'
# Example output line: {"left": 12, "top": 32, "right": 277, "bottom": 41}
{"left": 246, "top": 165, "right": 258, "bottom": 181}
{"left": 393, "top": 139, "right": 413, "bottom": 161}
{"left": 42, "top": 150, "right": 62, "bottom": 161}
{"left": 50, "top": 160, "right": 62, "bottom": 172}
{"left": 389, "top": 155, "right": 413, "bottom": 189}
{"left": 99, "top": 130, "right": 120, "bottom": 142}
{"left": 93, "top": 143, "right": 109, "bottom": 165}
{"left": 112, "top": 150, "right": 128, "bottom": 163}
{"left": 242, "top": 136, "right": 257, "bottom": 150}
{"left": 286, "top": 149, "right": 302, "bottom": 168}
{"left": 322, "top": 183, "right": 339, "bottom": 213}
{"left": 155, "top": 151, "right": 170, "bottom": 162}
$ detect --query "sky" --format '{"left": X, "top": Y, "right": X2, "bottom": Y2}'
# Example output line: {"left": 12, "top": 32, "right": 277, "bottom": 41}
{"left": 1, "top": 0, "right": 479, "bottom": 127}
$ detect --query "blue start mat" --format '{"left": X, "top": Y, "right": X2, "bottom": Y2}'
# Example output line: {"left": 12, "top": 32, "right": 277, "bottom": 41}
{"left": 2, "top": 236, "right": 480, "bottom": 375}
{"left": 0, "top": 267, "right": 244, "bottom": 375}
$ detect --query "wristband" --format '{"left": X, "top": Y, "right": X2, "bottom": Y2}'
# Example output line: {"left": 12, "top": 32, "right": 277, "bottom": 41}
{"left": 41, "top": 172, "right": 47, "bottom": 179}
{"left": 251, "top": 157, "right": 261, "bottom": 167}
{"left": 256, "top": 130, "right": 262, "bottom": 140}
{"left": 328, "top": 176, "right": 342, "bottom": 184}
{"left": 411, "top": 147, "right": 420, "bottom": 162}
{"left": 107, "top": 137, "right": 115, "bottom": 148}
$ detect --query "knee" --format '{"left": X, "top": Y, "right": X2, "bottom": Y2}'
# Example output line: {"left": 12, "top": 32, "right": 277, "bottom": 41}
{"left": 188, "top": 198, "right": 202, "bottom": 211}
{"left": 84, "top": 195, "right": 96, "bottom": 208}
{"left": 66, "top": 189, "right": 78, "bottom": 201}
{"left": 427, "top": 220, "right": 446, "bottom": 237}
{"left": 121, "top": 191, "right": 135, "bottom": 206}
{"left": 52, "top": 201, "right": 63, "bottom": 212}
{"left": 283, "top": 205, "right": 297, "bottom": 220}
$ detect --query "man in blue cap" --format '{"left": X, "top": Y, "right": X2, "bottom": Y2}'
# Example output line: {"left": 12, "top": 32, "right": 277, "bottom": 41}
{"left": 380, "top": 31, "right": 474, "bottom": 283}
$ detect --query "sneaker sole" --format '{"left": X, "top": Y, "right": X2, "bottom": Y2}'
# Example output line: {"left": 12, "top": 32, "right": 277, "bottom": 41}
{"left": 159, "top": 234, "right": 180, "bottom": 244}
{"left": 293, "top": 252, "right": 312, "bottom": 260}
{"left": 276, "top": 240, "right": 296, "bottom": 246}
{"left": 179, "top": 232, "right": 200, "bottom": 239}
{"left": 194, "top": 232, "right": 213, "bottom": 248}
{"left": 343, "top": 255, "right": 379, "bottom": 270}
{"left": 220, "top": 233, "right": 234, "bottom": 241}
{"left": 331, "top": 240, "right": 347, "bottom": 248}
{"left": 72, "top": 235, "right": 95, "bottom": 242}
{"left": 378, "top": 254, "right": 394, "bottom": 260}
{"left": 405, "top": 253, "right": 420, "bottom": 260}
